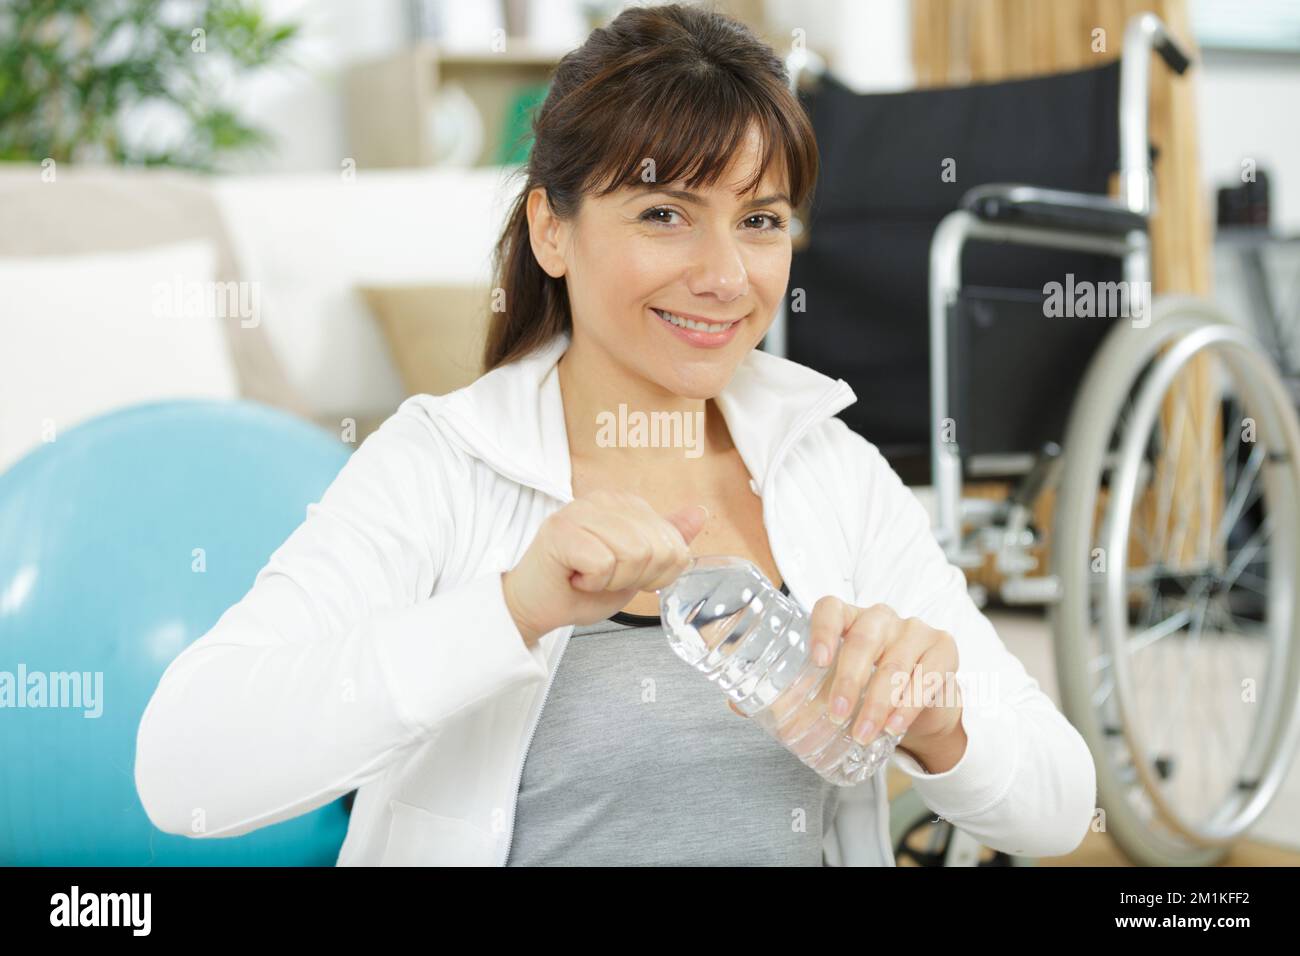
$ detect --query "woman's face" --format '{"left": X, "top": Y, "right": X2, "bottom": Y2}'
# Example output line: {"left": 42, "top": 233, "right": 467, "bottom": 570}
{"left": 529, "top": 124, "right": 793, "bottom": 400}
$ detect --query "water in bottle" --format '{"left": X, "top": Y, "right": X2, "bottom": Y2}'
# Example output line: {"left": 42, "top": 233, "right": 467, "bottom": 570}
{"left": 658, "top": 555, "right": 902, "bottom": 786}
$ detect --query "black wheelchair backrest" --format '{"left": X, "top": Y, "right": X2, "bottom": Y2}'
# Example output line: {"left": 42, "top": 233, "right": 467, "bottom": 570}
{"left": 790, "top": 61, "right": 1127, "bottom": 483}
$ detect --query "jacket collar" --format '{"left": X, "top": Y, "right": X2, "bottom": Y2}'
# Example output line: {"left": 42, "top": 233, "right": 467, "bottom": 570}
{"left": 435, "top": 331, "right": 857, "bottom": 502}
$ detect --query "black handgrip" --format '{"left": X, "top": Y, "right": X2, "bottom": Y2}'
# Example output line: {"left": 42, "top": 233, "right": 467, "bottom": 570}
{"left": 1156, "top": 37, "right": 1191, "bottom": 74}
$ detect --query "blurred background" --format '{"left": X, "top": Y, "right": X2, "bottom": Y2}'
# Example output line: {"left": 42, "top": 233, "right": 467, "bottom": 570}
{"left": 2, "top": 0, "right": 1299, "bottom": 868}
{"left": 3, "top": 0, "right": 1297, "bottom": 451}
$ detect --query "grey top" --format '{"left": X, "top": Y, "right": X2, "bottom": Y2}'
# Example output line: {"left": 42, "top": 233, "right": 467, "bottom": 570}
{"left": 505, "top": 602, "right": 840, "bottom": 866}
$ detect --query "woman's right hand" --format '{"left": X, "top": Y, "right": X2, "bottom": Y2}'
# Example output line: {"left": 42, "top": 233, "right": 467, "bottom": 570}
{"left": 502, "top": 490, "right": 709, "bottom": 645}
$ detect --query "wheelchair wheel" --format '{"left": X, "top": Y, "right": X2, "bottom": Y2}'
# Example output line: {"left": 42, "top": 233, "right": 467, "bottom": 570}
{"left": 889, "top": 788, "right": 1036, "bottom": 866}
{"left": 1052, "top": 296, "right": 1300, "bottom": 866}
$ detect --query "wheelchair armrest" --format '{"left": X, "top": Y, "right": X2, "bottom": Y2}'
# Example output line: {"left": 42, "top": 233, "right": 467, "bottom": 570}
{"left": 960, "top": 184, "right": 1148, "bottom": 237}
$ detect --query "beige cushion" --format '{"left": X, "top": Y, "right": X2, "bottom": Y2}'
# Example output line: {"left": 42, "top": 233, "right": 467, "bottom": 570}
{"left": 0, "top": 162, "right": 312, "bottom": 420}
{"left": 361, "top": 284, "right": 490, "bottom": 397}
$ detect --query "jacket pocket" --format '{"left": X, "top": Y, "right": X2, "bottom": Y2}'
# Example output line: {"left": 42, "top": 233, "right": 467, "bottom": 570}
{"left": 381, "top": 799, "right": 497, "bottom": 866}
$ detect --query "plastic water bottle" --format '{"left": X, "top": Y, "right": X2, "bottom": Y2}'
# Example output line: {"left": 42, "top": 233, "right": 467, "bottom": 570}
{"left": 658, "top": 555, "right": 902, "bottom": 786}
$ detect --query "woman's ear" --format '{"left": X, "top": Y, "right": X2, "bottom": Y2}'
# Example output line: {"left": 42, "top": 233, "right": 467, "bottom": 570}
{"left": 526, "top": 186, "right": 568, "bottom": 279}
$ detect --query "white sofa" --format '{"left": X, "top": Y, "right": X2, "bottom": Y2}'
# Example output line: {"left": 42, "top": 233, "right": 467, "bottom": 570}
{"left": 0, "top": 162, "right": 524, "bottom": 473}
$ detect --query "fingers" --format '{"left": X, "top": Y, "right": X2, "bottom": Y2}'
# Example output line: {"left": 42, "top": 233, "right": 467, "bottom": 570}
{"left": 810, "top": 601, "right": 944, "bottom": 749}
{"left": 878, "top": 644, "right": 956, "bottom": 741}
{"left": 732, "top": 590, "right": 959, "bottom": 746}
{"left": 582, "top": 509, "right": 657, "bottom": 592}
{"left": 549, "top": 518, "right": 626, "bottom": 593}
{"left": 809, "top": 595, "right": 848, "bottom": 670}
{"left": 851, "top": 614, "right": 933, "bottom": 745}
{"left": 555, "top": 490, "right": 698, "bottom": 594}
{"left": 763, "top": 596, "right": 854, "bottom": 734}
{"left": 665, "top": 504, "right": 710, "bottom": 545}
{"left": 825, "top": 602, "right": 891, "bottom": 727}
{"left": 639, "top": 515, "right": 694, "bottom": 591}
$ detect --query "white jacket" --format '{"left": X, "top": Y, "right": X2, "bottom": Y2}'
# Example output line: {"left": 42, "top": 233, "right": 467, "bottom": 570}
{"left": 134, "top": 331, "right": 1096, "bottom": 866}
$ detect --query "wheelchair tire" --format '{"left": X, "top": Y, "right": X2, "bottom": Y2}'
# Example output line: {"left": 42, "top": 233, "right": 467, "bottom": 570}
{"left": 889, "top": 788, "right": 1037, "bottom": 867}
{"left": 1052, "top": 295, "right": 1300, "bottom": 866}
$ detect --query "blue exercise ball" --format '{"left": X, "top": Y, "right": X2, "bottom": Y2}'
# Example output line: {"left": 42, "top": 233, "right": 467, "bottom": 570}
{"left": 0, "top": 399, "right": 354, "bottom": 865}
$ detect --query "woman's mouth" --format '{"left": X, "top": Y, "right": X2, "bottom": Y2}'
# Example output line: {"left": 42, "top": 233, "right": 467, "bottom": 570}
{"left": 651, "top": 307, "right": 743, "bottom": 348}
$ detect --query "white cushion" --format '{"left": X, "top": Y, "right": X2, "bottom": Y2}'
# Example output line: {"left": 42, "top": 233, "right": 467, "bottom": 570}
{"left": 212, "top": 166, "right": 522, "bottom": 418}
{"left": 0, "top": 239, "right": 239, "bottom": 474}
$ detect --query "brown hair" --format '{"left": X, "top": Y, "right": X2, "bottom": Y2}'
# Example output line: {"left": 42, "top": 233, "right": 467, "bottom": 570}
{"left": 483, "top": 2, "right": 819, "bottom": 372}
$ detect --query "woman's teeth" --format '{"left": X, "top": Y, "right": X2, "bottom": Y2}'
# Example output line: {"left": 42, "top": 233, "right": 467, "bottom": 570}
{"left": 654, "top": 308, "right": 735, "bottom": 333}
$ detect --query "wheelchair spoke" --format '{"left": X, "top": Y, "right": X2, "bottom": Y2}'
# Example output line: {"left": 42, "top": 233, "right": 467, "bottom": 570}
{"left": 1222, "top": 413, "right": 1241, "bottom": 501}
{"left": 1151, "top": 392, "right": 1188, "bottom": 563}
{"left": 1221, "top": 513, "right": 1273, "bottom": 592}
{"left": 1051, "top": 304, "right": 1300, "bottom": 864}
{"left": 1177, "top": 378, "right": 1218, "bottom": 568}
{"left": 1218, "top": 444, "right": 1265, "bottom": 549}
{"left": 1227, "top": 570, "right": 1269, "bottom": 594}
{"left": 1127, "top": 607, "right": 1192, "bottom": 653}
{"left": 1099, "top": 348, "right": 1294, "bottom": 845}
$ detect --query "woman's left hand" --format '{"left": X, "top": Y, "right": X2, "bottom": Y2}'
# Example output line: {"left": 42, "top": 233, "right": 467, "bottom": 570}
{"left": 733, "top": 597, "right": 965, "bottom": 764}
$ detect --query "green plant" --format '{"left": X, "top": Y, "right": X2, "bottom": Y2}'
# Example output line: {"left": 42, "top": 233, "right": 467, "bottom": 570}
{"left": 0, "top": 0, "right": 300, "bottom": 170}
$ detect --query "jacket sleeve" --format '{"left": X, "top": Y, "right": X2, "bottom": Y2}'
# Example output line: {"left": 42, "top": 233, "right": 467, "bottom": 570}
{"left": 133, "top": 402, "right": 550, "bottom": 839}
{"left": 838, "top": 422, "right": 1097, "bottom": 858}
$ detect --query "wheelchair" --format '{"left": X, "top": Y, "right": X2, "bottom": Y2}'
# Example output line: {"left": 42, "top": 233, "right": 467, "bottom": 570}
{"left": 777, "top": 13, "right": 1300, "bottom": 867}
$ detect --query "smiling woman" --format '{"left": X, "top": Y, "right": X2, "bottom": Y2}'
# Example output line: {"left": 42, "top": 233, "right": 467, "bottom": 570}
{"left": 490, "top": 4, "right": 820, "bottom": 622}
{"left": 134, "top": 1, "right": 1097, "bottom": 870}
{"left": 484, "top": 2, "right": 817, "bottom": 378}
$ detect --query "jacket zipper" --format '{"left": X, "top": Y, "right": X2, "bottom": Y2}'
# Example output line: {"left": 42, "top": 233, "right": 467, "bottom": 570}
{"left": 495, "top": 379, "right": 856, "bottom": 865}
{"left": 499, "top": 623, "right": 573, "bottom": 865}
{"left": 497, "top": 476, "right": 576, "bottom": 866}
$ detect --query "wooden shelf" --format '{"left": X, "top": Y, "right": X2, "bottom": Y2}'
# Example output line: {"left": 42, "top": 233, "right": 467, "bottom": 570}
{"left": 343, "top": 40, "right": 561, "bottom": 169}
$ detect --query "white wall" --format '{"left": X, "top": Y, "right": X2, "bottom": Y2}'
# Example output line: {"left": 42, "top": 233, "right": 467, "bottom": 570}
{"left": 216, "top": 0, "right": 409, "bottom": 174}
{"left": 1196, "top": 52, "right": 1300, "bottom": 235}
{"left": 765, "top": 0, "right": 913, "bottom": 91}
{"left": 833, "top": 0, "right": 914, "bottom": 91}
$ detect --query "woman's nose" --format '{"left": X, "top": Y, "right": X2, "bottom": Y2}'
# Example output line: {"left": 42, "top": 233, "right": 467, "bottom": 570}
{"left": 688, "top": 228, "right": 749, "bottom": 301}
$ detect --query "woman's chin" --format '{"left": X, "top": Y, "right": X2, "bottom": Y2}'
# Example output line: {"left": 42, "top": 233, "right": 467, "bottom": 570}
{"left": 654, "top": 367, "right": 737, "bottom": 401}
{"left": 629, "top": 338, "right": 756, "bottom": 399}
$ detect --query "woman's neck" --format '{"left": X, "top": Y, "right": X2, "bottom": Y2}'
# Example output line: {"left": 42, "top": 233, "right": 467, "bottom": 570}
{"left": 557, "top": 337, "right": 733, "bottom": 465}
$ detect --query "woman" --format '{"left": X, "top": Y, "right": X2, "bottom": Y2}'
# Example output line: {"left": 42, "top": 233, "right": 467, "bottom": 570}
{"left": 135, "top": 3, "right": 1095, "bottom": 866}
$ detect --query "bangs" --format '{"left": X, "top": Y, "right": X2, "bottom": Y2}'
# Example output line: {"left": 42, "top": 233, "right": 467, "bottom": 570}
{"left": 579, "top": 67, "right": 814, "bottom": 205}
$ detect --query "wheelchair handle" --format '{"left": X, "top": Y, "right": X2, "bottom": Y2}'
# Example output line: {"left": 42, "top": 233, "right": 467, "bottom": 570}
{"left": 1128, "top": 11, "right": 1194, "bottom": 76}
{"left": 1156, "top": 35, "right": 1191, "bottom": 75}
{"left": 1119, "top": 13, "right": 1194, "bottom": 222}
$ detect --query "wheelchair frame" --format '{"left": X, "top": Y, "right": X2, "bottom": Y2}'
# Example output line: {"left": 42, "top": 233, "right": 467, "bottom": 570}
{"left": 780, "top": 13, "right": 1188, "bottom": 607}
{"left": 780, "top": 14, "right": 1300, "bottom": 867}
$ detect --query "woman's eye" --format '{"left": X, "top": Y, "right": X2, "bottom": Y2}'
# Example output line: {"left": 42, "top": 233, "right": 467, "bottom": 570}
{"left": 641, "top": 207, "right": 681, "bottom": 226}
{"left": 745, "top": 213, "right": 788, "bottom": 231}
{"left": 640, "top": 208, "right": 788, "bottom": 231}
